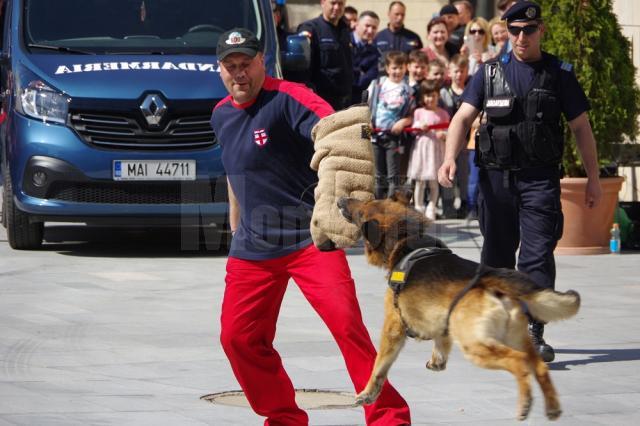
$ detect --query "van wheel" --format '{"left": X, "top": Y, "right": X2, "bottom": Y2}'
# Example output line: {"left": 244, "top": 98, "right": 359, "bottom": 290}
{"left": 2, "top": 168, "right": 44, "bottom": 249}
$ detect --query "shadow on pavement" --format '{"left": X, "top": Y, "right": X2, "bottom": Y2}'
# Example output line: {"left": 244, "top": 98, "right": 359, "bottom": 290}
{"left": 41, "top": 225, "right": 230, "bottom": 258}
{"left": 549, "top": 348, "right": 640, "bottom": 370}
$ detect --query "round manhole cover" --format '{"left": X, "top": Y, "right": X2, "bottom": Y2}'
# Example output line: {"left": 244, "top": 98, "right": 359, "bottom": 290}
{"left": 201, "top": 389, "right": 357, "bottom": 410}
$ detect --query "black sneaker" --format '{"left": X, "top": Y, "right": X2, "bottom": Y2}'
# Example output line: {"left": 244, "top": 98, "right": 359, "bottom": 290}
{"left": 529, "top": 321, "right": 555, "bottom": 363}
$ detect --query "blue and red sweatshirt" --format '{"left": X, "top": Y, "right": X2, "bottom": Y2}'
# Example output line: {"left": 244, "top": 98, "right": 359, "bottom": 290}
{"left": 210, "top": 76, "right": 334, "bottom": 260}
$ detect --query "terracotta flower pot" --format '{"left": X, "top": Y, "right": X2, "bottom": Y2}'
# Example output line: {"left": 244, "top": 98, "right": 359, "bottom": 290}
{"left": 555, "top": 176, "right": 625, "bottom": 255}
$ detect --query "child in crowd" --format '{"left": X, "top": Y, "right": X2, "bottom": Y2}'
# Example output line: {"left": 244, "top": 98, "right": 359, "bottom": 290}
{"left": 367, "top": 51, "right": 413, "bottom": 199}
{"left": 408, "top": 50, "right": 429, "bottom": 94}
{"left": 426, "top": 58, "right": 448, "bottom": 89}
{"left": 440, "top": 54, "right": 473, "bottom": 219}
{"left": 401, "top": 50, "right": 430, "bottom": 182}
{"left": 407, "top": 80, "right": 449, "bottom": 221}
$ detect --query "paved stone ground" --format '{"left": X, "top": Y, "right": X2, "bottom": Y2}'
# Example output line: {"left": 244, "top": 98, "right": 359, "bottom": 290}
{"left": 0, "top": 219, "right": 639, "bottom": 425}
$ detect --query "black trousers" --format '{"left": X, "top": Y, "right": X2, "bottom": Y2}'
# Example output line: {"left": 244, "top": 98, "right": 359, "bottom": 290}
{"left": 372, "top": 133, "right": 401, "bottom": 199}
{"left": 477, "top": 166, "right": 563, "bottom": 290}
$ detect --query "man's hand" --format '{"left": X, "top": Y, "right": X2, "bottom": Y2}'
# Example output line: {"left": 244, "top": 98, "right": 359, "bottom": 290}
{"left": 439, "top": 102, "right": 480, "bottom": 188}
{"left": 585, "top": 176, "right": 602, "bottom": 208}
{"left": 438, "top": 159, "right": 457, "bottom": 188}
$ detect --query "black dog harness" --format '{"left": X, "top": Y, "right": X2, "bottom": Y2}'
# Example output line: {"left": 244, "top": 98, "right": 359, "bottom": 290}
{"left": 388, "top": 247, "right": 452, "bottom": 338}
{"left": 388, "top": 247, "right": 507, "bottom": 339}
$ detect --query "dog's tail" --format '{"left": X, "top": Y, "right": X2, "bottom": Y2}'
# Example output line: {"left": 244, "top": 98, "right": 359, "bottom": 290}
{"left": 521, "top": 289, "right": 581, "bottom": 323}
{"left": 482, "top": 270, "right": 580, "bottom": 323}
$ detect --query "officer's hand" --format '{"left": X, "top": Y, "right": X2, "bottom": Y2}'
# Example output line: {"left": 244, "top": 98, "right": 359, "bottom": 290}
{"left": 438, "top": 160, "right": 456, "bottom": 188}
{"left": 585, "top": 176, "right": 603, "bottom": 209}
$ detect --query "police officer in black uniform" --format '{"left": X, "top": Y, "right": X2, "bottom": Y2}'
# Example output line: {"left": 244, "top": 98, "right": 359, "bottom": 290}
{"left": 438, "top": 1, "right": 602, "bottom": 362}
{"left": 373, "top": 1, "right": 422, "bottom": 55}
{"left": 298, "top": 0, "right": 353, "bottom": 110}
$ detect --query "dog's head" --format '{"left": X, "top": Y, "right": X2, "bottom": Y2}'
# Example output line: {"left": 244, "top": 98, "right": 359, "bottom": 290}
{"left": 337, "top": 189, "right": 431, "bottom": 269}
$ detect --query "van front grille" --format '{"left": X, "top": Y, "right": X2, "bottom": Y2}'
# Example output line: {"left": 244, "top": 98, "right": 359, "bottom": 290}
{"left": 69, "top": 113, "right": 216, "bottom": 150}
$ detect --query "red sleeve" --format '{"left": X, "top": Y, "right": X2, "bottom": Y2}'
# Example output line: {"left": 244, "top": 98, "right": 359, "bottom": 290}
{"left": 263, "top": 77, "right": 334, "bottom": 118}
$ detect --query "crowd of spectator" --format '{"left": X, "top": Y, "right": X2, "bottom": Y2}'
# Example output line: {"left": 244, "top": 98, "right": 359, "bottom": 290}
{"left": 274, "top": 0, "right": 521, "bottom": 221}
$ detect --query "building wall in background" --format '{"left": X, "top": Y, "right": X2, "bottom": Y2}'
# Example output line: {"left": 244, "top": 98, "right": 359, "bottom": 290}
{"left": 613, "top": 1, "right": 640, "bottom": 201}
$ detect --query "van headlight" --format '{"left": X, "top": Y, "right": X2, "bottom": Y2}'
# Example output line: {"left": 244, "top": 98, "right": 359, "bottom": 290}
{"left": 16, "top": 80, "right": 70, "bottom": 124}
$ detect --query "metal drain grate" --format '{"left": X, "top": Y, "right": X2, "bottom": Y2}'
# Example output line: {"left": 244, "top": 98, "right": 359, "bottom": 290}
{"left": 201, "top": 389, "right": 358, "bottom": 410}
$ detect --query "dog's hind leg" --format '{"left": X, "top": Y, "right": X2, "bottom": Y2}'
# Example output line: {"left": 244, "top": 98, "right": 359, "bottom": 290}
{"left": 426, "top": 335, "right": 451, "bottom": 371}
{"left": 355, "top": 290, "right": 406, "bottom": 406}
{"left": 525, "top": 341, "right": 562, "bottom": 420}
{"left": 461, "top": 340, "right": 534, "bottom": 421}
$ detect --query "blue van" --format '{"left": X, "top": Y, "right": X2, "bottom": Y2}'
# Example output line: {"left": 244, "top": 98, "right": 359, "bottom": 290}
{"left": 0, "top": 0, "right": 308, "bottom": 249}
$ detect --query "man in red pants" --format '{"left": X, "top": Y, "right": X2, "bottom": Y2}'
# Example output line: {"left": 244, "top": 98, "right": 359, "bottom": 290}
{"left": 210, "top": 28, "right": 411, "bottom": 425}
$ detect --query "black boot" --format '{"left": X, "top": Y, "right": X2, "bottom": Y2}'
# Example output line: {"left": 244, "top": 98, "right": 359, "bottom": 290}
{"left": 529, "top": 321, "right": 555, "bottom": 362}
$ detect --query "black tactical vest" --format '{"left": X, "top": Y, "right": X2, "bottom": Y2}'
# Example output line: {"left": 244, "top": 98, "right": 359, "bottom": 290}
{"left": 476, "top": 53, "right": 564, "bottom": 170}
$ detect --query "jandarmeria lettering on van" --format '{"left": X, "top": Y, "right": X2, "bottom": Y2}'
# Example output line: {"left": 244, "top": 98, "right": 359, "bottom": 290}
{"left": 55, "top": 62, "right": 220, "bottom": 74}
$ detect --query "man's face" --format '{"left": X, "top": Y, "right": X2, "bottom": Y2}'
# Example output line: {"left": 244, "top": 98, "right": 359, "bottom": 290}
{"left": 455, "top": 3, "right": 471, "bottom": 25}
{"left": 356, "top": 16, "right": 379, "bottom": 42}
{"left": 321, "top": 0, "right": 346, "bottom": 24}
{"left": 408, "top": 61, "right": 427, "bottom": 82}
{"left": 441, "top": 13, "right": 459, "bottom": 32}
{"left": 388, "top": 4, "right": 406, "bottom": 30}
{"left": 345, "top": 12, "right": 358, "bottom": 30}
{"left": 219, "top": 52, "right": 266, "bottom": 104}
{"left": 508, "top": 20, "right": 544, "bottom": 62}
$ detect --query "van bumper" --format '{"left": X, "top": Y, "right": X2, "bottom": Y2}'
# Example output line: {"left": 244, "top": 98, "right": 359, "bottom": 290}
{"left": 8, "top": 114, "right": 228, "bottom": 226}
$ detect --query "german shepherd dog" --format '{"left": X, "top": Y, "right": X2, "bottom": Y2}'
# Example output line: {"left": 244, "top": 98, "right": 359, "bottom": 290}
{"left": 337, "top": 191, "right": 580, "bottom": 421}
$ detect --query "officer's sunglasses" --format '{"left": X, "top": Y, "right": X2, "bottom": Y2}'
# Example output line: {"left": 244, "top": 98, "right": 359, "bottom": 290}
{"left": 507, "top": 24, "right": 539, "bottom": 36}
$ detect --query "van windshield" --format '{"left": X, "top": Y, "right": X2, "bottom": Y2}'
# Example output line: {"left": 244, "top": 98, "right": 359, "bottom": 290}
{"left": 23, "top": 0, "right": 263, "bottom": 54}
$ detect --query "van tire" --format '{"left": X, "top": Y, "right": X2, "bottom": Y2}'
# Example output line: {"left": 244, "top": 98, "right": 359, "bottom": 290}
{"left": 3, "top": 168, "right": 44, "bottom": 250}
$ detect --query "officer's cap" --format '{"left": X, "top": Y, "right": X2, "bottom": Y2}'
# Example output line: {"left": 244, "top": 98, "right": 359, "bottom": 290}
{"left": 501, "top": 1, "right": 542, "bottom": 23}
{"left": 439, "top": 4, "right": 459, "bottom": 16}
{"left": 217, "top": 28, "right": 262, "bottom": 61}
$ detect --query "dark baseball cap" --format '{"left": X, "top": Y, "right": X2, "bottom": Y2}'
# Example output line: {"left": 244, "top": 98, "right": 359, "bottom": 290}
{"left": 216, "top": 28, "right": 261, "bottom": 61}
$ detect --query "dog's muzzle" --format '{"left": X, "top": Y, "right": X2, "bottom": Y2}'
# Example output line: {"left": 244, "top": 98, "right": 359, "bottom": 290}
{"left": 337, "top": 197, "right": 353, "bottom": 222}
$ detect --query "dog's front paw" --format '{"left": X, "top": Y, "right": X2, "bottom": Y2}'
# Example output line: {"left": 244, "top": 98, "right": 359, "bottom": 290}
{"left": 426, "top": 359, "right": 447, "bottom": 371}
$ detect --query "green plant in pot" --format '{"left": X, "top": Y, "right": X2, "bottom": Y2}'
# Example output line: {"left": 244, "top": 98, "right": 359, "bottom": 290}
{"left": 539, "top": 0, "right": 640, "bottom": 176}
{"left": 538, "top": 0, "right": 640, "bottom": 253}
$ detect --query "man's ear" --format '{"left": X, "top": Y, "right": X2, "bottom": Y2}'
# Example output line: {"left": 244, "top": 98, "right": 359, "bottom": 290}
{"left": 390, "top": 188, "right": 413, "bottom": 206}
{"left": 361, "top": 219, "right": 383, "bottom": 249}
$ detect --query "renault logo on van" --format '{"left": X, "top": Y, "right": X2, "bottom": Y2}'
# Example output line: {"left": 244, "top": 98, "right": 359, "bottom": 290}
{"left": 140, "top": 94, "right": 167, "bottom": 127}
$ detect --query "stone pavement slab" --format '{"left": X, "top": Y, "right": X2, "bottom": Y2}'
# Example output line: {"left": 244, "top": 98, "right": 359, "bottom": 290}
{"left": 0, "top": 219, "right": 639, "bottom": 425}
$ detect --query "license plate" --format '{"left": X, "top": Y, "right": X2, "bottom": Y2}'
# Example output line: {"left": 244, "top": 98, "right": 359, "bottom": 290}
{"left": 113, "top": 160, "right": 196, "bottom": 181}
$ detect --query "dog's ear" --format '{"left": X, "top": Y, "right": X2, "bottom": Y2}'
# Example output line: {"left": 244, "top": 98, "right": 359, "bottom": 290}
{"left": 390, "top": 188, "right": 413, "bottom": 206}
{"left": 361, "top": 219, "right": 383, "bottom": 249}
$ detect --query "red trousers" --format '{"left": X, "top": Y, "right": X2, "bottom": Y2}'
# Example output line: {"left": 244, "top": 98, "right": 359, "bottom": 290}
{"left": 220, "top": 243, "right": 411, "bottom": 426}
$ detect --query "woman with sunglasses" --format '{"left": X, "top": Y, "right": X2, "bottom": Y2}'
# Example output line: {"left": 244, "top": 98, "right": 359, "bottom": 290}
{"left": 439, "top": 1, "right": 602, "bottom": 364}
{"left": 461, "top": 17, "right": 491, "bottom": 75}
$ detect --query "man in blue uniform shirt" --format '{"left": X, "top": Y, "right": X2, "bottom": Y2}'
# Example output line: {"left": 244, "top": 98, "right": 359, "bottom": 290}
{"left": 211, "top": 28, "right": 411, "bottom": 425}
{"left": 374, "top": 1, "right": 422, "bottom": 55}
{"left": 438, "top": 1, "right": 602, "bottom": 363}
{"left": 298, "top": 0, "right": 353, "bottom": 110}
{"left": 351, "top": 10, "right": 381, "bottom": 105}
